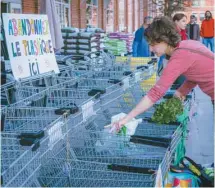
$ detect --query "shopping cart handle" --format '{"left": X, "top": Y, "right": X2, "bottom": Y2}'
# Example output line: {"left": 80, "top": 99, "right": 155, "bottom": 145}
{"left": 88, "top": 89, "right": 106, "bottom": 96}
{"left": 78, "top": 67, "right": 87, "bottom": 70}
{"left": 147, "top": 60, "right": 154, "bottom": 65}
{"left": 32, "top": 140, "right": 40, "bottom": 151}
{"left": 37, "top": 84, "right": 46, "bottom": 87}
{"left": 108, "top": 79, "right": 123, "bottom": 85}
{"left": 18, "top": 130, "right": 45, "bottom": 139}
{"left": 19, "top": 137, "right": 39, "bottom": 146}
{"left": 123, "top": 71, "right": 133, "bottom": 76}
{"left": 163, "top": 93, "right": 191, "bottom": 101}
{"left": 30, "top": 95, "right": 47, "bottom": 107}
{"left": 170, "top": 165, "right": 186, "bottom": 173}
{"left": 163, "top": 93, "right": 174, "bottom": 99}
{"left": 55, "top": 106, "right": 79, "bottom": 115}
{"left": 107, "top": 164, "right": 156, "bottom": 174}
{"left": 1, "top": 113, "right": 5, "bottom": 131}
{"left": 152, "top": 57, "right": 158, "bottom": 62}
{"left": 143, "top": 117, "right": 180, "bottom": 126}
{"left": 57, "top": 61, "right": 66, "bottom": 65}
{"left": 129, "top": 137, "right": 169, "bottom": 148}
{"left": 131, "top": 135, "right": 171, "bottom": 143}
{"left": 136, "top": 65, "right": 147, "bottom": 70}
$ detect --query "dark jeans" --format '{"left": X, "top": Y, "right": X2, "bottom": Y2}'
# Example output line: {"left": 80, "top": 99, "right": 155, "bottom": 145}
{"left": 203, "top": 37, "right": 214, "bottom": 52}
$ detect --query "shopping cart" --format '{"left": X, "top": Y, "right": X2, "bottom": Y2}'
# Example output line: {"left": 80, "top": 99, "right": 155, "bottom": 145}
{"left": 38, "top": 147, "right": 156, "bottom": 187}
{"left": 0, "top": 68, "right": 80, "bottom": 106}
{"left": 1, "top": 107, "right": 82, "bottom": 187}
{"left": 57, "top": 50, "right": 116, "bottom": 71}
{"left": 35, "top": 113, "right": 182, "bottom": 187}
{"left": 35, "top": 120, "right": 172, "bottom": 188}
{"left": 1, "top": 133, "right": 41, "bottom": 187}
{"left": 116, "top": 56, "right": 158, "bottom": 75}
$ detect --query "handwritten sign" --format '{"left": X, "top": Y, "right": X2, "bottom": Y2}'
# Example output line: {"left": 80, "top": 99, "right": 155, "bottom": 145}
{"left": 2, "top": 13, "right": 59, "bottom": 80}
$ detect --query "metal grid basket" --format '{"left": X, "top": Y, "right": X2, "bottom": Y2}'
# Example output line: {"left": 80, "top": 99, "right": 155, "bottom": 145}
{"left": 1, "top": 133, "right": 41, "bottom": 187}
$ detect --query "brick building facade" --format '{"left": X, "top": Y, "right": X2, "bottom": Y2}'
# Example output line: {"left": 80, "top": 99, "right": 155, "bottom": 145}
{"left": 184, "top": 0, "right": 214, "bottom": 25}
{"left": 1, "top": 0, "right": 214, "bottom": 32}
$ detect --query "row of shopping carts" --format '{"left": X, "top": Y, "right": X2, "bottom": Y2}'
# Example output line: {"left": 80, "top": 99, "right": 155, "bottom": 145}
{"left": 1, "top": 51, "right": 193, "bottom": 187}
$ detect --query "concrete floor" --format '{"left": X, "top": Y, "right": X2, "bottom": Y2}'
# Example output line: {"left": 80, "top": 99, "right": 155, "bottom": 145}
{"left": 185, "top": 87, "right": 214, "bottom": 165}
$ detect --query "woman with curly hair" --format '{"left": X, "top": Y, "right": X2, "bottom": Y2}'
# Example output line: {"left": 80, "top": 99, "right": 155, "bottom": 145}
{"left": 108, "top": 16, "right": 214, "bottom": 132}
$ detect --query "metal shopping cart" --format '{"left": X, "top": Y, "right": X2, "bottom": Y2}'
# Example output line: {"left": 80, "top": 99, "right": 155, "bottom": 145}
{"left": 57, "top": 50, "right": 116, "bottom": 71}
{"left": 0, "top": 70, "right": 77, "bottom": 106}
{"left": 35, "top": 110, "right": 182, "bottom": 188}
{"left": 1, "top": 106, "right": 84, "bottom": 187}
{"left": 38, "top": 146, "right": 157, "bottom": 187}
{"left": 1, "top": 133, "right": 41, "bottom": 187}
{"left": 35, "top": 117, "right": 174, "bottom": 187}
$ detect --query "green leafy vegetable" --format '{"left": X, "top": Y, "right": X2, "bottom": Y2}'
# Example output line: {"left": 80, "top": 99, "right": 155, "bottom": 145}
{"left": 151, "top": 97, "right": 184, "bottom": 124}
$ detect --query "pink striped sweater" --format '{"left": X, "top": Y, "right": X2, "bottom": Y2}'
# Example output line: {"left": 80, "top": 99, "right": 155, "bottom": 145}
{"left": 147, "top": 40, "right": 214, "bottom": 102}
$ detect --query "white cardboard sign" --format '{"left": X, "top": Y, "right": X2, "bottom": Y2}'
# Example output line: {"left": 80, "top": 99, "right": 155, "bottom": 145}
{"left": 81, "top": 100, "right": 95, "bottom": 121}
{"left": 2, "top": 13, "right": 59, "bottom": 80}
{"left": 48, "top": 121, "right": 63, "bottom": 149}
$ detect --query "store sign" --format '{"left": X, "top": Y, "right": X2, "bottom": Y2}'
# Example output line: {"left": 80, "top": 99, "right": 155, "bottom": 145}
{"left": 2, "top": 13, "right": 59, "bottom": 80}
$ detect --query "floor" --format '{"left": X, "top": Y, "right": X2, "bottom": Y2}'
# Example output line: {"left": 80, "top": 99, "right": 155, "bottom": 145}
{"left": 185, "top": 87, "right": 214, "bottom": 165}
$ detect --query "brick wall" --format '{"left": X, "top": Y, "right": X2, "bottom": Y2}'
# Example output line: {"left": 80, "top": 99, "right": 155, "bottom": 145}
{"left": 71, "top": 0, "right": 86, "bottom": 28}
{"left": 70, "top": 0, "right": 79, "bottom": 28}
{"left": 184, "top": 0, "right": 214, "bottom": 25}
{"left": 21, "top": 0, "right": 150, "bottom": 32}
{"left": 98, "top": 0, "right": 104, "bottom": 29}
{"left": 22, "top": 0, "right": 40, "bottom": 14}
{"left": 124, "top": 0, "right": 128, "bottom": 32}
{"left": 80, "top": 0, "right": 86, "bottom": 28}
{"left": 132, "top": 0, "right": 135, "bottom": 31}
{"left": 114, "top": 0, "right": 119, "bottom": 31}
{"left": 139, "top": 0, "right": 144, "bottom": 25}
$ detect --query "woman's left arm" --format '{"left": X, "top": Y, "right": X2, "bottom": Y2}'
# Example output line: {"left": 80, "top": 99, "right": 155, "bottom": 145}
{"left": 177, "top": 80, "right": 197, "bottom": 97}
{"left": 147, "top": 56, "right": 191, "bottom": 103}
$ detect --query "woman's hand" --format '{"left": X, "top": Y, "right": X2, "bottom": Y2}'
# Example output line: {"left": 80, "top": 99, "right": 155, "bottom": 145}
{"left": 104, "top": 96, "right": 154, "bottom": 133}
{"left": 104, "top": 118, "right": 126, "bottom": 133}
{"left": 174, "top": 90, "right": 185, "bottom": 101}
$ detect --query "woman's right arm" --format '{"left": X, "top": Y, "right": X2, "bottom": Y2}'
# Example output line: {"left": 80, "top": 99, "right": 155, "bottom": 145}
{"left": 108, "top": 51, "right": 194, "bottom": 132}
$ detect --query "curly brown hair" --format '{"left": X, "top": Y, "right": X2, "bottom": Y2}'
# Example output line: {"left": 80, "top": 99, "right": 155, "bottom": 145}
{"left": 172, "top": 13, "right": 187, "bottom": 22}
{"left": 144, "top": 16, "right": 181, "bottom": 47}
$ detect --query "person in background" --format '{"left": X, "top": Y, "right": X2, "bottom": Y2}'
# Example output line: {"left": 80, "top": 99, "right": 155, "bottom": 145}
{"left": 132, "top": 16, "right": 153, "bottom": 57}
{"left": 107, "top": 16, "right": 214, "bottom": 132}
{"left": 186, "top": 15, "right": 200, "bottom": 41}
{"left": 173, "top": 13, "right": 188, "bottom": 40}
{"left": 200, "top": 10, "right": 214, "bottom": 52}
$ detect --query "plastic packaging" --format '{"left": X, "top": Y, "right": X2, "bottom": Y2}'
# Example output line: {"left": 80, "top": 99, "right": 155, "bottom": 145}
{"left": 111, "top": 113, "right": 142, "bottom": 136}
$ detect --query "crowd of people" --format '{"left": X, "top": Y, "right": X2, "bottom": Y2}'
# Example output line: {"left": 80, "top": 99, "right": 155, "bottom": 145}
{"left": 132, "top": 10, "right": 214, "bottom": 57}
{"left": 108, "top": 11, "right": 214, "bottom": 133}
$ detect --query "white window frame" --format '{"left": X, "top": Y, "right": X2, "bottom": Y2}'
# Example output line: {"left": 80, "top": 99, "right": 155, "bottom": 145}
{"left": 134, "top": 0, "right": 139, "bottom": 30}
{"left": 105, "top": 0, "right": 114, "bottom": 32}
{"left": 192, "top": 0, "right": 204, "bottom": 7}
{"left": 55, "top": 0, "right": 71, "bottom": 28}
{"left": 9, "top": 2, "right": 22, "bottom": 13}
{"left": 86, "top": 0, "right": 98, "bottom": 27}
{"left": 127, "top": 0, "right": 133, "bottom": 33}
{"left": 118, "top": 0, "right": 125, "bottom": 32}
{"left": 1, "top": 0, "right": 22, "bottom": 13}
